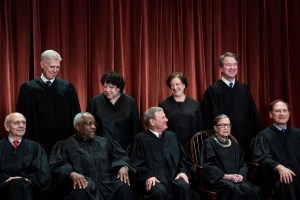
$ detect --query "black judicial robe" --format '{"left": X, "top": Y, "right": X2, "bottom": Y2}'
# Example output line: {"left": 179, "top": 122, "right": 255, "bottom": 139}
{"left": 201, "top": 136, "right": 262, "bottom": 200}
{"left": 49, "top": 134, "right": 135, "bottom": 200}
{"left": 130, "top": 130, "right": 199, "bottom": 200}
{"left": 0, "top": 138, "right": 51, "bottom": 199}
{"left": 158, "top": 96, "right": 203, "bottom": 148}
{"left": 251, "top": 126, "right": 300, "bottom": 200}
{"left": 16, "top": 77, "right": 81, "bottom": 154}
{"left": 86, "top": 93, "right": 140, "bottom": 150}
{"left": 202, "top": 80, "right": 262, "bottom": 157}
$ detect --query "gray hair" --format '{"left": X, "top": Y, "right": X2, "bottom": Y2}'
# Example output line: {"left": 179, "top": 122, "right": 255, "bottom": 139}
{"left": 214, "top": 114, "right": 230, "bottom": 125}
{"left": 144, "top": 107, "right": 163, "bottom": 125}
{"left": 41, "top": 50, "right": 62, "bottom": 64}
{"left": 73, "top": 112, "right": 94, "bottom": 127}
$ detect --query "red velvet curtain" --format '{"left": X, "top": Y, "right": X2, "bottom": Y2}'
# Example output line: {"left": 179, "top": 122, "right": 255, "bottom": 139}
{"left": 1, "top": 0, "right": 300, "bottom": 135}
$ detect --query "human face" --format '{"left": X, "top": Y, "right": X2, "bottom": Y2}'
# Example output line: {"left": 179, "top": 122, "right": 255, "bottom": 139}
{"left": 150, "top": 110, "right": 168, "bottom": 133}
{"left": 269, "top": 102, "right": 290, "bottom": 128}
{"left": 170, "top": 77, "right": 185, "bottom": 97}
{"left": 220, "top": 57, "right": 238, "bottom": 82}
{"left": 214, "top": 117, "right": 231, "bottom": 139}
{"left": 5, "top": 113, "right": 26, "bottom": 138}
{"left": 76, "top": 116, "right": 97, "bottom": 140}
{"left": 103, "top": 83, "right": 121, "bottom": 100}
{"left": 41, "top": 60, "right": 61, "bottom": 80}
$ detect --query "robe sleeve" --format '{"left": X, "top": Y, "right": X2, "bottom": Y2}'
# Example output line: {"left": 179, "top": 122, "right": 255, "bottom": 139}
{"left": 109, "top": 139, "right": 136, "bottom": 173}
{"left": 201, "top": 88, "right": 215, "bottom": 130}
{"left": 26, "top": 143, "right": 52, "bottom": 190}
{"left": 201, "top": 139, "right": 226, "bottom": 184}
{"left": 251, "top": 133, "right": 280, "bottom": 169}
{"left": 130, "top": 99, "right": 140, "bottom": 136}
{"left": 49, "top": 141, "right": 74, "bottom": 184}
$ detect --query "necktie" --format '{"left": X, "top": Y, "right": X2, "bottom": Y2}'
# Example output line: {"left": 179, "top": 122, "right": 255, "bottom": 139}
{"left": 158, "top": 133, "right": 162, "bottom": 139}
{"left": 46, "top": 81, "right": 52, "bottom": 87}
{"left": 13, "top": 140, "right": 19, "bottom": 149}
{"left": 229, "top": 82, "right": 233, "bottom": 88}
{"left": 281, "top": 129, "right": 286, "bottom": 133}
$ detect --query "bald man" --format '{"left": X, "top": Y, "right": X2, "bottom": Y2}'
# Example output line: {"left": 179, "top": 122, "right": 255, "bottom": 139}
{"left": 0, "top": 112, "right": 51, "bottom": 200}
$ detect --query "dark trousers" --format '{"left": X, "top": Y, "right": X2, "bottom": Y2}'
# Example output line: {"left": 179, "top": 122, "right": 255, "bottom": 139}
{"left": 0, "top": 178, "right": 34, "bottom": 200}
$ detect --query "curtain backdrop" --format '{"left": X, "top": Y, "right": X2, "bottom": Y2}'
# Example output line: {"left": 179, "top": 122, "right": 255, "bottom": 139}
{"left": 1, "top": 0, "right": 300, "bottom": 136}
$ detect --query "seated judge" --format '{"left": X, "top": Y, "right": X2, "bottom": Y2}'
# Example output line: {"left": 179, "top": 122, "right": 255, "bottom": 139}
{"left": 0, "top": 112, "right": 51, "bottom": 200}
{"left": 251, "top": 100, "right": 300, "bottom": 200}
{"left": 130, "top": 107, "right": 200, "bottom": 200}
{"left": 49, "top": 112, "right": 135, "bottom": 200}
{"left": 201, "top": 114, "right": 262, "bottom": 200}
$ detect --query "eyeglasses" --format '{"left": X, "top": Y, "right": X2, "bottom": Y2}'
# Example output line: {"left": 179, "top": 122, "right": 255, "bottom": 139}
{"left": 7, "top": 121, "right": 27, "bottom": 126}
{"left": 216, "top": 123, "right": 232, "bottom": 129}
{"left": 79, "top": 121, "right": 98, "bottom": 127}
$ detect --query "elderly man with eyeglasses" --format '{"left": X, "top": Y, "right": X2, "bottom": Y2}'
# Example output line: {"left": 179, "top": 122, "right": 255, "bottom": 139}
{"left": 0, "top": 112, "right": 51, "bottom": 200}
{"left": 49, "top": 112, "right": 135, "bottom": 200}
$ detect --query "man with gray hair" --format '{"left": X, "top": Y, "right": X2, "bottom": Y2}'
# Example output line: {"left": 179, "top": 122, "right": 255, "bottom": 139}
{"left": 0, "top": 112, "right": 51, "bottom": 199}
{"left": 16, "top": 50, "right": 81, "bottom": 155}
{"left": 49, "top": 112, "right": 135, "bottom": 200}
{"left": 130, "top": 107, "right": 200, "bottom": 200}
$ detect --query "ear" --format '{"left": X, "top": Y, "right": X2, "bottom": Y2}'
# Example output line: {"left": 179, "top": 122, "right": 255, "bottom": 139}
{"left": 149, "top": 119, "right": 155, "bottom": 126}
{"left": 269, "top": 111, "right": 273, "bottom": 119}
{"left": 74, "top": 124, "right": 81, "bottom": 132}
{"left": 4, "top": 123, "right": 10, "bottom": 132}
{"left": 213, "top": 126, "right": 218, "bottom": 132}
{"left": 40, "top": 61, "right": 44, "bottom": 69}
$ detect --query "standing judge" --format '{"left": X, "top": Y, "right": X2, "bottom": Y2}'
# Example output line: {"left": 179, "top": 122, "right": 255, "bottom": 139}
{"left": 159, "top": 72, "right": 203, "bottom": 149}
{"left": 86, "top": 71, "right": 139, "bottom": 150}
{"left": 16, "top": 50, "right": 81, "bottom": 154}
{"left": 130, "top": 107, "right": 200, "bottom": 200}
{"left": 0, "top": 112, "right": 51, "bottom": 199}
{"left": 251, "top": 100, "right": 300, "bottom": 200}
{"left": 49, "top": 112, "right": 135, "bottom": 200}
{"left": 201, "top": 52, "right": 262, "bottom": 159}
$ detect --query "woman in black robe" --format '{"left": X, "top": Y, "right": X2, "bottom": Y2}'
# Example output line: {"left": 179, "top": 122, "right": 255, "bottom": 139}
{"left": 201, "top": 114, "right": 262, "bottom": 200}
{"left": 86, "top": 71, "right": 140, "bottom": 150}
{"left": 158, "top": 72, "right": 203, "bottom": 149}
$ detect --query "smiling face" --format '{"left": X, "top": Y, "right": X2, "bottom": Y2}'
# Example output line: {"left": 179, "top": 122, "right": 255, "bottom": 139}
{"left": 41, "top": 59, "right": 61, "bottom": 80}
{"left": 269, "top": 101, "right": 290, "bottom": 128}
{"left": 170, "top": 77, "right": 186, "bottom": 98}
{"left": 220, "top": 56, "right": 238, "bottom": 82}
{"left": 103, "top": 83, "right": 121, "bottom": 101}
{"left": 214, "top": 117, "right": 231, "bottom": 139}
{"left": 150, "top": 110, "right": 168, "bottom": 133}
{"left": 4, "top": 113, "right": 26, "bottom": 139}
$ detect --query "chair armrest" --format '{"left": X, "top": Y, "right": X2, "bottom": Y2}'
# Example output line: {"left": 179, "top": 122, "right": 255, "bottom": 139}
{"left": 245, "top": 161, "right": 260, "bottom": 182}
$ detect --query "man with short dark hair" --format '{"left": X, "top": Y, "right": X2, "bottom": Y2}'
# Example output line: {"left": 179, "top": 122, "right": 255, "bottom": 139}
{"left": 202, "top": 52, "right": 262, "bottom": 159}
{"left": 251, "top": 100, "right": 300, "bottom": 200}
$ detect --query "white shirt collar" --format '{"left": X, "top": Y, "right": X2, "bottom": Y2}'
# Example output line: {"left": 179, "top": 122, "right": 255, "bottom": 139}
{"left": 41, "top": 74, "right": 55, "bottom": 83}
{"left": 273, "top": 123, "right": 287, "bottom": 132}
{"left": 149, "top": 129, "right": 161, "bottom": 138}
{"left": 221, "top": 76, "right": 235, "bottom": 87}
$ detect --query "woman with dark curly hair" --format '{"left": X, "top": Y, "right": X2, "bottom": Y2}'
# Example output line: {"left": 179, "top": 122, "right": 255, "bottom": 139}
{"left": 87, "top": 71, "right": 140, "bottom": 149}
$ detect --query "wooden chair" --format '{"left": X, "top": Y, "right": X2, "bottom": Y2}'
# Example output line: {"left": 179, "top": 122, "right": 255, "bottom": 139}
{"left": 190, "top": 130, "right": 218, "bottom": 200}
{"left": 190, "top": 130, "right": 259, "bottom": 200}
